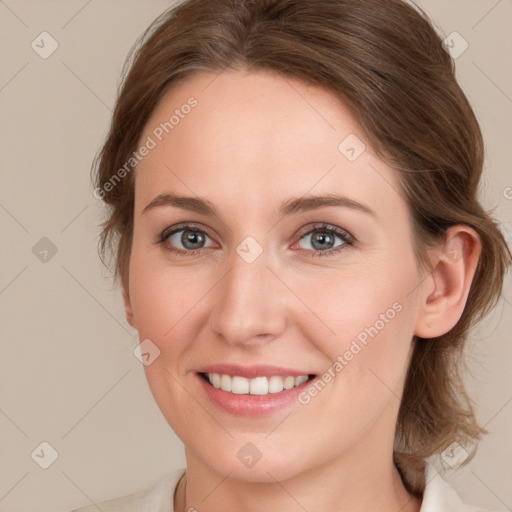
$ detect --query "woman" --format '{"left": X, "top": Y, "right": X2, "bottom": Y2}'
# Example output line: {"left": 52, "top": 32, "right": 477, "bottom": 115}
{"left": 74, "top": 0, "right": 511, "bottom": 510}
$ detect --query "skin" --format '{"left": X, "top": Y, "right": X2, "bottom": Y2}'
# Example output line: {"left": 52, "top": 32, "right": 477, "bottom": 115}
{"left": 123, "top": 70, "right": 480, "bottom": 512}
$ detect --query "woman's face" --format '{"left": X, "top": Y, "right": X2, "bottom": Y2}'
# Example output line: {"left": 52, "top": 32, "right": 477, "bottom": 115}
{"left": 126, "top": 70, "right": 429, "bottom": 481}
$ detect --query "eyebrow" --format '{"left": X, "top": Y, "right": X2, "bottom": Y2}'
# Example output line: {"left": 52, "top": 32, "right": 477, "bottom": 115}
{"left": 141, "top": 193, "right": 377, "bottom": 218}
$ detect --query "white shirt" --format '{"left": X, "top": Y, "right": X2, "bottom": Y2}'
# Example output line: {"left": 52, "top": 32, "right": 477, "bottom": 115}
{"left": 70, "top": 463, "right": 504, "bottom": 512}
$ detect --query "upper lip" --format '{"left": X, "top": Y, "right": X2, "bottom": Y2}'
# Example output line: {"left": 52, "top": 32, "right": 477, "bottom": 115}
{"left": 196, "top": 364, "right": 315, "bottom": 379}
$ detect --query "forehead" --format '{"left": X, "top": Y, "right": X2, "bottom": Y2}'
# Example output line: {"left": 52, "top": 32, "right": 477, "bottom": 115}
{"left": 134, "top": 70, "right": 405, "bottom": 219}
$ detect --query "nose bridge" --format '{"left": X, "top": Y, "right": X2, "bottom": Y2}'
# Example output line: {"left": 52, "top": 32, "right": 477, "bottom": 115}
{"left": 208, "top": 243, "right": 287, "bottom": 346}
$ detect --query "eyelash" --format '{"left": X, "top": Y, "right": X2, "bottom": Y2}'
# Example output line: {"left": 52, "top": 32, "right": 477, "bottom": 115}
{"left": 157, "top": 222, "right": 355, "bottom": 258}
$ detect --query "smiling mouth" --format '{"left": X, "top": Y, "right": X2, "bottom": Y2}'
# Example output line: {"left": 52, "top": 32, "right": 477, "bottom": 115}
{"left": 198, "top": 372, "right": 316, "bottom": 395}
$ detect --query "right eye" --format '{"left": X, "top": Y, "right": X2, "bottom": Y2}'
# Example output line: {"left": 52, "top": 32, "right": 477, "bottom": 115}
{"left": 159, "top": 224, "right": 216, "bottom": 256}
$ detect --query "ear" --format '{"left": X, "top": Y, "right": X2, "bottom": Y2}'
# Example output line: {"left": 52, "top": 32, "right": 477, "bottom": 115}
{"left": 123, "top": 286, "right": 137, "bottom": 329}
{"left": 414, "top": 225, "right": 481, "bottom": 338}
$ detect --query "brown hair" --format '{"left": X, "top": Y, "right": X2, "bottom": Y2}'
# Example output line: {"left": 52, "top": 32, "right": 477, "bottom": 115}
{"left": 93, "top": 0, "right": 511, "bottom": 488}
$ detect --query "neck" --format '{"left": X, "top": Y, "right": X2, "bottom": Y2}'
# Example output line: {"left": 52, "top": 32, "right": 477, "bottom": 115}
{"left": 175, "top": 442, "right": 422, "bottom": 512}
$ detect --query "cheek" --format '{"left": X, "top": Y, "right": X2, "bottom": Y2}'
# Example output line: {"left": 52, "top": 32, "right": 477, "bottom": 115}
{"left": 292, "top": 259, "right": 418, "bottom": 351}
{"left": 290, "top": 278, "right": 418, "bottom": 453}
{"left": 129, "top": 249, "right": 205, "bottom": 345}
{"left": 128, "top": 255, "right": 206, "bottom": 432}
{"left": 294, "top": 258, "right": 420, "bottom": 405}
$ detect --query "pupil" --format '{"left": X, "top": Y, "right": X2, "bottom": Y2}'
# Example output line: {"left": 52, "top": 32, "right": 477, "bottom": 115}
{"left": 183, "top": 230, "right": 204, "bottom": 249}
{"left": 312, "top": 232, "right": 333, "bottom": 250}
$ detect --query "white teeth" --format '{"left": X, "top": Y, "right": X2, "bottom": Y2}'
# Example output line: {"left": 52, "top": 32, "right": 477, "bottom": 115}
{"left": 211, "top": 373, "right": 221, "bottom": 389}
{"left": 294, "top": 375, "right": 309, "bottom": 386}
{"left": 268, "top": 376, "right": 284, "bottom": 393}
{"left": 220, "top": 374, "right": 232, "bottom": 392}
{"left": 284, "top": 376, "right": 296, "bottom": 389}
{"left": 205, "top": 373, "right": 311, "bottom": 395}
{"left": 249, "top": 376, "right": 268, "bottom": 395}
{"left": 232, "top": 376, "right": 250, "bottom": 394}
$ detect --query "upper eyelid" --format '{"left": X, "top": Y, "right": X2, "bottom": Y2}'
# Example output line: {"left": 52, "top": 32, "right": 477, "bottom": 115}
{"left": 297, "top": 223, "right": 352, "bottom": 238}
{"left": 160, "top": 222, "right": 214, "bottom": 239}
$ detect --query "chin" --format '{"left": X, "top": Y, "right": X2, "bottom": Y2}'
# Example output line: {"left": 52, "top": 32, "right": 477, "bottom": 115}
{"left": 215, "top": 458, "right": 307, "bottom": 483}
{"left": 193, "top": 438, "right": 314, "bottom": 483}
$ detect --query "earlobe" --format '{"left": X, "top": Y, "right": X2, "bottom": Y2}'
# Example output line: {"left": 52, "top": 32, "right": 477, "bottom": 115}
{"left": 123, "top": 287, "right": 137, "bottom": 329}
{"left": 414, "top": 226, "right": 481, "bottom": 339}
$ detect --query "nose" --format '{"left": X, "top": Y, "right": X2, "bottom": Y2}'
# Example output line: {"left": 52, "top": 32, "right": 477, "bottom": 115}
{"left": 208, "top": 246, "right": 288, "bottom": 348}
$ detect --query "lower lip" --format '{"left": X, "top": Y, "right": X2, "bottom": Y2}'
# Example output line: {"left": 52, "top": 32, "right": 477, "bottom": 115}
{"left": 197, "top": 373, "right": 315, "bottom": 417}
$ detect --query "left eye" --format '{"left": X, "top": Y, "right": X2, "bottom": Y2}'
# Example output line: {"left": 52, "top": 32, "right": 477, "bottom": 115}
{"left": 296, "top": 226, "right": 348, "bottom": 252}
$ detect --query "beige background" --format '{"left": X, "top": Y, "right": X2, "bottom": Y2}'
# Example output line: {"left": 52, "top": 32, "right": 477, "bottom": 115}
{"left": 0, "top": 1, "right": 510, "bottom": 511}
